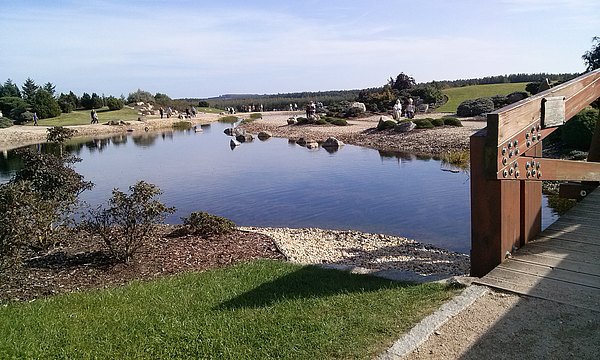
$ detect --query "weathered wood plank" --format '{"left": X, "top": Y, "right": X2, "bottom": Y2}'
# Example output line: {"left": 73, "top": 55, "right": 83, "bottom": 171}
{"left": 528, "top": 236, "right": 600, "bottom": 254}
{"left": 519, "top": 244, "right": 599, "bottom": 264}
{"left": 509, "top": 253, "right": 600, "bottom": 276}
{"left": 538, "top": 228, "right": 600, "bottom": 244}
{"left": 488, "top": 69, "right": 600, "bottom": 145}
{"left": 476, "top": 268, "right": 600, "bottom": 311}
{"left": 497, "top": 260, "right": 600, "bottom": 288}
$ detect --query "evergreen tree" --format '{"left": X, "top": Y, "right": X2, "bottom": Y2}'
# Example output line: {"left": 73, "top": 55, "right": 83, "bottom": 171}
{"left": 91, "top": 93, "right": 103, "bottom": 109}
{"left": 22, "top": 78, "right": 39, "bottom": 103}
{"left": 43, "top": 82, "right": 56, "bottom": 96}
{"left": 80, "top": 92, "right": 92, "bottom": 109}
{"left": 0, "top": 79, "right": 21, "bottom": 98}
{"left": 582, "top": 36, "right": 600, "bottom": 71}
{"left": 31, "top": 90, "right": 61, "bottom": 119}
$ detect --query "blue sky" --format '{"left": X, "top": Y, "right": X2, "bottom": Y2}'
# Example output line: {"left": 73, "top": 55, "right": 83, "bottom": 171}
{"left": 0, "top": 0, "right": 598, "bottom": 98}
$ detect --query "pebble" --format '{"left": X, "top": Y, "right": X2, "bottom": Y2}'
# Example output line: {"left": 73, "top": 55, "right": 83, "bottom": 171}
{"left": 239, "top": 227, "right": 470, "bottom": 276}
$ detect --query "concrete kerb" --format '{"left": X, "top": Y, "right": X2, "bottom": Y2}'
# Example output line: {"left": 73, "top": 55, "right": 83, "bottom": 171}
{"left": 378, "top": 285, "right": 488, "bottom": 359}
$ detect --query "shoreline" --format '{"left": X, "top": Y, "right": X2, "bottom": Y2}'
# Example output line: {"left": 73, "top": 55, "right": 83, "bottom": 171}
{"left": 1, "top": 110, "right": 485, "bottom": 155}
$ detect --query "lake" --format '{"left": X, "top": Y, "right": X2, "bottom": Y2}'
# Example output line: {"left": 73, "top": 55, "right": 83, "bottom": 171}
{"left": 0, "top": 121, "right": 559, "bottom": 254}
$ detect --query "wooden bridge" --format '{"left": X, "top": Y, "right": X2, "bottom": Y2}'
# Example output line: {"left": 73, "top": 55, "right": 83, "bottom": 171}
{"left": 469, "top": 69, "right": 600, "bottom": 307}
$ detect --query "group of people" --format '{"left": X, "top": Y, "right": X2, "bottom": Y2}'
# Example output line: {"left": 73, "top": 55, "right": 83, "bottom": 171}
{"left": 90, "top": 109, "right": 99, "bottom": 124}
{"left": 392, "top": 98, "right": 415, "bottom": 120}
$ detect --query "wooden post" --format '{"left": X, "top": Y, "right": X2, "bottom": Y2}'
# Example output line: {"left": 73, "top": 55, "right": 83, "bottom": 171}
{"left": 470, "top": 130, "right": 522, "bottom": 277}
{"left": 519, "top": 142, "right": 542, "bottom": 246}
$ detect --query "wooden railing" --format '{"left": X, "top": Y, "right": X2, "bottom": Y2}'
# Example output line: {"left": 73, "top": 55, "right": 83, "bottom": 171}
{"left": 470, "top": 69, "right": 600, "bottom": 277}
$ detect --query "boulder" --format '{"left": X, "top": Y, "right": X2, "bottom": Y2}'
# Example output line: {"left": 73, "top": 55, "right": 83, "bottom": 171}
{"left": 395, "top": 121, "right": 416, "bottom": 133}
{"left": 322, "top": 137, "right": 344, "bottom": 149}
{"left": 258, "top": 131, "right": 272, "bottom": 140}
{"left": 287, "top": 117, "right": 297, "bottom": 125}
{"left": 236, "top": 133, "right": 254, "bottom": 143}
{"left": 417, "top": 104, "right": 429, "bottom": 113}
{"left": 296, "top": 137, "right": 308, "bottom": 146}
{"left": 224, "top": 128, "right": 234, "bottom": 136}
{"left": 350, "top": 102, "right": 366, "bottom": 112}
{"left": 306, "top": 141, "right": 319, "bottom": 149}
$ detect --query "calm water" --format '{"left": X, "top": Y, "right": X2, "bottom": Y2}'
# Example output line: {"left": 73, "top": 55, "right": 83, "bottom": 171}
{"left": 0, "top": 121, "right": 559, "bottom": 254}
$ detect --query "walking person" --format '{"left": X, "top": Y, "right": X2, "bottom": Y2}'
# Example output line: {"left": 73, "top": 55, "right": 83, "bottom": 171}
{"left": 90, "top": 109, "right": 98, "bottom": 124}
{"left": 33, "top": 112, "right": 38, "bottom": 126}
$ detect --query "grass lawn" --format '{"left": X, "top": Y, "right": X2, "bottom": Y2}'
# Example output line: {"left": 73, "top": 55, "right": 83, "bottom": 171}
{"left": 438, "top": 82, "right": 528, "bottom": 113}
{"left": 197, "top": 106, "right": 223, "bottom": 114}
{"left": 36, "top": 107, "right": 141, "bottom": 126}
{"left": 0, "top": 259, "right": 460, "bottom": 359}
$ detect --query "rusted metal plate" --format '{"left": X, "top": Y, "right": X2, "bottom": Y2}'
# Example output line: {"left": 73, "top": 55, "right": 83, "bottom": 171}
{"left": 541, "top": 96, "right": 566, "bottom": 128}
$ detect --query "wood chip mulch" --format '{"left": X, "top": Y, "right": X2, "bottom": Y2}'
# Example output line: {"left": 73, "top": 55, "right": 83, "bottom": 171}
{"left": 0, "top": 229, "right": 284, "bottom": 303}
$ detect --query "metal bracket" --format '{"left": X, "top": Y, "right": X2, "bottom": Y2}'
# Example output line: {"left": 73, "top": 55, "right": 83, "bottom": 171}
{"left": 541, "top": 96, "right": 566, "bottom": 128}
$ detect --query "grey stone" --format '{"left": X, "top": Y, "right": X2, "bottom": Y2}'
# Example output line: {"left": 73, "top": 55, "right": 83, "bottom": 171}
{"left": 258, "top": 131, "right": 272, "bottom": 140}
{"left": 236, "top": 133, "right": 254, "bottom": 143}
{"left": 395, "top": 121, "right": 416, "bottom": 133}
{"left": 322, "top": 137, "right": 344, "bottom": 148}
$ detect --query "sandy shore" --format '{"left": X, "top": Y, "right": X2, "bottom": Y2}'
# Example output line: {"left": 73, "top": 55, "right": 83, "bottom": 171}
{"left": 0, "top": 112, "right": 223, "bottom": 152}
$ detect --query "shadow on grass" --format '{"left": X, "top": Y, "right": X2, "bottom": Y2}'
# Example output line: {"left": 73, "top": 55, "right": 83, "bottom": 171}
{"left": 216, "top": 264, "right": 415, "bottom": 310}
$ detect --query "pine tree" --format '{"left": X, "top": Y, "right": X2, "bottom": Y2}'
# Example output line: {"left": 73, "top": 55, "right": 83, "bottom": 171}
{"left": 43, "top": 82, "right": 56, "bottom": 96}
{"left": 22, "top": 78, "right": 39, "bottom": 103}
{"left": 0, "top": 79, "right": 22, "bottom": 98}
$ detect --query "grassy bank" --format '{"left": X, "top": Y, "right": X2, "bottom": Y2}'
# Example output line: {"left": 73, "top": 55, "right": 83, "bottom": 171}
{"left": 0, "top": 259, "right": 459, "bottom": 359}
{"left": 438, "top": 82, "right": 528, "bottom": 113}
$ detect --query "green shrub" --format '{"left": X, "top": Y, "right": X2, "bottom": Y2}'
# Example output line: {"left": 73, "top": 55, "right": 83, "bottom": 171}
{"left": 31, "top": 90, "right": 62, "bottom": 119}
{"left": 0, "top": 96, "right": 27, "bottom": 120}
{"left": 561, "top": 108, "right": 598, "bottom": 150}
{"left": 105, "top": 96, "right": 124, "bottom": 111}
{"left": 127, "top": 89, "right": 155, "bottom": 104}
{"left": 330, "top": 118, "right": 348, "bottom": 126}
{"left": 296, "top": 117, "right": 309, "bottom": 125}
{"left": 46, "top": 126, "right": 76, "bottom": 143}
{"left": 377, "top": 119, "right": 397, "bottom": 130}
{"left": 0, "top": 117, "right": 13, "bottom": 128}
{"left": 172, "top": 121, "right": 192, "bottom": 130}
{"left": 249, "top": 113, "right": 262, "bottom": 120}
{"left": 413, "top": 119, "right": 434, "bottom": 129}
{"left": 315, "top": 118, "right": 328, "bottom": 125}
{"left": 456, "top": 97, "right": 494, "bottom": 116}
{"left": 198, "top": 100, "right": 210, "bottom": 107}
{"left": 429, "top": 118, "right": 444, "bottom": 127}
{"left": 443, "top": 117, "right": 463, "bottom": 127}
{"left": 181, "top": 211, "right": 236, "bottom": 238}
{"left": 218, "top": 115, "right": 238, "bottom": 123}
{"left": 84, "top": 181, "right": 175, "bottom": 262}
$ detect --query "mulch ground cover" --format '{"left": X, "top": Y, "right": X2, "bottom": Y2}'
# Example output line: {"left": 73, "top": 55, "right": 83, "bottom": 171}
{"left": 0, "top": 228, "right": 284, "bottom": 302}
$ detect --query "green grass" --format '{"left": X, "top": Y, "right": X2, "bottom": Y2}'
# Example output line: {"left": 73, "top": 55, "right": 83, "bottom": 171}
{"left": 35, "top": 107, "right": 140, "bottom": 126}
{"left": 437, "top": 82, "right": 528, "bottom": 113}
{"left": 0, "top": 259, "right": 459, "bottom": 359}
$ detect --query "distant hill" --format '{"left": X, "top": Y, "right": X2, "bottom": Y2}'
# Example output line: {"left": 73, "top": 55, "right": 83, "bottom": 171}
{"left": 437, "top": 83, "right": 528, "bottom": 113}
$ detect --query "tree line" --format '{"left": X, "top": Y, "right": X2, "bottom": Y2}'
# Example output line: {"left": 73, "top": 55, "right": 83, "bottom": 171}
{"left": 0, "top": 78, "right": 125, "bottom": 123}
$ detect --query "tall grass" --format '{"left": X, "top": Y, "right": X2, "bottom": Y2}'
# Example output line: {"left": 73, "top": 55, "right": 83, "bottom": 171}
{"left": 0, "top": 260, "right": 459, "bottom": 359}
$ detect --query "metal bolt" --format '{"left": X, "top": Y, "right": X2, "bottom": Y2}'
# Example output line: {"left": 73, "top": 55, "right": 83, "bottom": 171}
{"left": 532, "top": 135, "right": 537, "bottom": 141}
{"left": 502, "top": 147, "right": 507, "bottom": 155}
{"left": 515, "top": 170, "right": 520, "bottom": 178}
{"left": 503, "top": 170, "right": 508, "bottom": 178}
{"left": 509, "top": 167, "right": 514, "bottom": 176}
{"left": 525, "top": 133, "right": 530, "bottom": 139}
{"left": 537, "top": 171, "right": 542, "bottom": 178}
{"left": 536, "top": 162, "right": 541, "bottom": 169}
{"left": 509, "top": 150, "right": 514, "bottom": 158}
{"left": 502, "top": 157, "right": 507, "bottom": 165}
{"left": 514, "top": 140, "right": 518, "bottom": 147}
{"left": 515, "top": 148, "right": 519, "bottom": 155}
{"left": 532, "top": 169, "right": 537, "bottom": 176}
{"left": 527, "top": 140, "right": 532, "bottom": 147}
{"left": 527, "top": 170, "right": 532, "bottom": 177}
{"left": 514, "top": 162, "right": 519, "bottom": 168}
{"left": 525, "top": 162, "right": 530, "bottom": 169}
{"left": 536, "top": 124, "right": 541, "bottom": 131}
{"left": 508, "top": 142, "right": 513, "bottom": 149}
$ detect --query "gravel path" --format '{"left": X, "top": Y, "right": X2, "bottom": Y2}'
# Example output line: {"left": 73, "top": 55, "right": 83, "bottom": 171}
{"left": 239, "top": 227, "right": 470, "bottom": 276}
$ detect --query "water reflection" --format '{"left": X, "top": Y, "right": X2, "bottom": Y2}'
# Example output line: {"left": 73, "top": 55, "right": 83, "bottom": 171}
{"left": 0, "top": 122, "right": 560, "bottom": 253}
